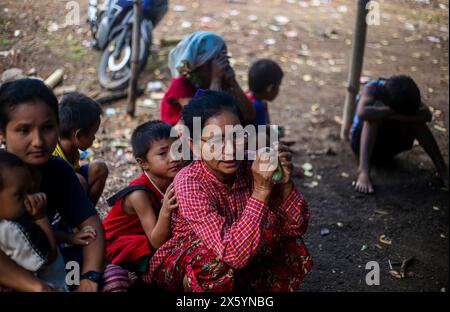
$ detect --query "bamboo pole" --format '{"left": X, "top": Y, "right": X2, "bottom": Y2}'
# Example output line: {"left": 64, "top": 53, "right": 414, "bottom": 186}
{"left": 340, "top": 0, "right": 370, "bottom": 140}
{"left": 127, "top": 0, "right": 142, "bottom": 117}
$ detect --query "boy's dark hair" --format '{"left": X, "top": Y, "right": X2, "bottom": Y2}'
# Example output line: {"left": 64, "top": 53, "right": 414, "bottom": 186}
{"left": 384, "top": 75, "right": 421, "bottom": 115}
{"left": 182, "top": 90, "right": 244, "bottom": 136}
{"left": 248, "top": 59, "right": 284, "bottom": 93}
{"left": 0, "top": 150, "right": 26, "bottom": 190}
{"left": 131, "top": 120, "right": 172, "bottom": 159}
{"left": 0, "top": 78, "right": 59, "bottom": 132}
{"left": 59, "top": 92, "right": 103, "bottom": 139}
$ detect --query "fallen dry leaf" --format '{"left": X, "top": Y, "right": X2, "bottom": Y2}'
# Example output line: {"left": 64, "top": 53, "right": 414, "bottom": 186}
{"left": 389, "top": 270, "right": 402, "bottom": 279}
{"left": 379, "top": 234, "right": 393, "bottom": 245}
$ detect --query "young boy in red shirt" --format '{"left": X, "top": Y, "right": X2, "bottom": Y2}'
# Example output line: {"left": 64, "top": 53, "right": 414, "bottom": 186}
{"left": 103, "top": 121, "right": 182, "bottom": 278}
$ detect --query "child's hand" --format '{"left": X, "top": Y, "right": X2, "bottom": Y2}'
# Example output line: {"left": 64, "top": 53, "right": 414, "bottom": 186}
{"left": 25, "top": 193, "right": 47, "bottom": 220}
{"left": 161, "top": 183, "right": 178, "bottom": 218}
{"left": 69, "top": 226, "right": 97, "bottom": 246}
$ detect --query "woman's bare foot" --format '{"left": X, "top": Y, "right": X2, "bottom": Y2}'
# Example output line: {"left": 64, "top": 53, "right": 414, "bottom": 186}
{"left": 355, "top": 171, "right": 375, "bottom": 194}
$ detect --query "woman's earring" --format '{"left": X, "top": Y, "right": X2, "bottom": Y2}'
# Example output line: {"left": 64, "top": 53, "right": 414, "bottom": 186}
{"left": 0, "top": 140, "right": 6, "bottom": 150}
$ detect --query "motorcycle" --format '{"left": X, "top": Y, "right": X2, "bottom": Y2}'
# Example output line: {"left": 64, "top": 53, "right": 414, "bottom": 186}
{"left": 88, "top": 0, "right": 168, "bottom": 90}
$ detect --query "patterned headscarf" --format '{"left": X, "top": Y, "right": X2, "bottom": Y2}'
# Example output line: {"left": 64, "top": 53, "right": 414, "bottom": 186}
{"left": 168, "top": 31, "right": 226, "bottom": 78}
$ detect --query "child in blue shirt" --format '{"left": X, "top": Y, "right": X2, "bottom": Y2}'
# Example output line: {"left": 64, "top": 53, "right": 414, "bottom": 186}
{"left": 350, "top": 75, "right": 448, "bottom": 194}
{"left": 247, "top": 59, "right": 284, "bottom": 127}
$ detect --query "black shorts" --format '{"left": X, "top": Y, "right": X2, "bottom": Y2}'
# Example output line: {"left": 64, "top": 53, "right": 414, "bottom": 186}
{"left": 351, "top": 120, "right": 416, "bottom": 163}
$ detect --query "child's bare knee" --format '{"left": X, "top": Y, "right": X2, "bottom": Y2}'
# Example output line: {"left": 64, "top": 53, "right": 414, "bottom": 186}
{"left": 89, "top": 161, "right": 109, "bottom": 180}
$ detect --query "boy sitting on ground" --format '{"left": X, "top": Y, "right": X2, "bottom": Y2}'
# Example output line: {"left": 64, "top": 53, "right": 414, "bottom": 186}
{"left": 103, "top": 121, "right": 182, "bottom": 279}
{"left": 247, "top": 59, "right": 284, "bottom": 127}
{"left": 53, "top": 92, "right": 108, "bottom": 205}
{"left": 350, "top": 75, "right": 449, "bottom": 194}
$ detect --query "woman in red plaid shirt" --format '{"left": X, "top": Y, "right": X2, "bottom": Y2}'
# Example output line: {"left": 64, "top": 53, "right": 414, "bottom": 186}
{"left": 144, "top": 90, "right": 312, "bottom": 291}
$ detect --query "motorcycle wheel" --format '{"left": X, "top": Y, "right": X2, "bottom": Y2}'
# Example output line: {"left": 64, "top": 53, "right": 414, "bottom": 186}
{"left": 98, "top": 30, "right": 150, "bottom": 90}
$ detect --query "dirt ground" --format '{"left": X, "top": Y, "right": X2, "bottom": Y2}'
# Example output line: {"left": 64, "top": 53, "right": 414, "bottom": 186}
{"left": 1, "top": 0, "right": 448, "bottom": 292}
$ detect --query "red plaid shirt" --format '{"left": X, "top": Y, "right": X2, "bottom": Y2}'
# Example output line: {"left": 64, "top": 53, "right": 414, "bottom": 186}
{"left": 148, "top": 160, "right": 309, "bottom": 277}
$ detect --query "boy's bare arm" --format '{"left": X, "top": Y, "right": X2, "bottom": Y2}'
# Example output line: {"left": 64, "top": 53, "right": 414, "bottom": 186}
{"left": 128, "top": 190, "right": 159, "bottom": 246}
{"left": 76, "top": 214, "right": 105, "bottom": 292}
{"left": 389, "top": 103, "right": 432, "bottom": 123}
{"left": 356, "top": 88, "right": 392, "bottom": 121}
{"left": 25, "top": 193, "right": 57, "bottom": 263}
{"left": 358, "top": 84, "right": 432, "bottom": 123}
{"left": 34, "top": 217, "right": 57, "bottom": 263}
{"left": 150, "top": 183, "right": 178, "bottom": 249}
{"left": 150, "top": 213, "right": 172, "bottom": 249}
{"left": 55, "top": 227, "right": 97, "bottom": 246}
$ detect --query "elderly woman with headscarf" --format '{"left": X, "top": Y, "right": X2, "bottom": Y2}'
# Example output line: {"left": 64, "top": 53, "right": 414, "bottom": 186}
{"left": 160, "top": 31, "right": 255, "bottom": 126}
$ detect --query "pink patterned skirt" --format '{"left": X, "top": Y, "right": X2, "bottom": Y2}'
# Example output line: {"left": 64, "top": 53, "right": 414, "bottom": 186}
{"left": 147, "top": 227, "right": 312, "bottom": 292}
